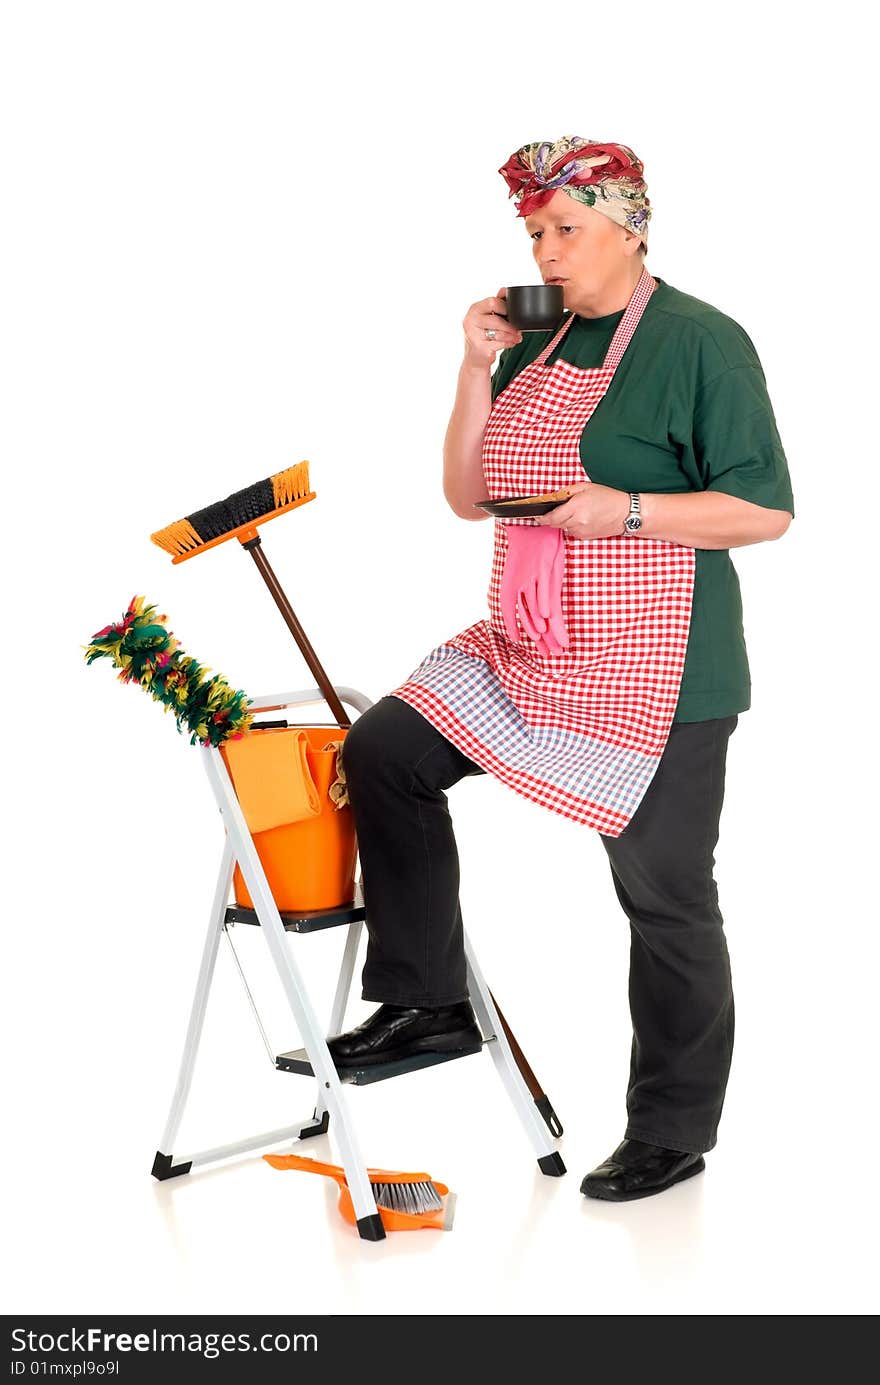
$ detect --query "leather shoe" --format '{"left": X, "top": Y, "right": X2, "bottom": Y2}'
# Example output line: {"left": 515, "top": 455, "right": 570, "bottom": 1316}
{"left": 327, "top": 1001, "right": 482, "bottom": 1068}
{"left": 580, "top": 1138, "right": 706, "bottom": 1202}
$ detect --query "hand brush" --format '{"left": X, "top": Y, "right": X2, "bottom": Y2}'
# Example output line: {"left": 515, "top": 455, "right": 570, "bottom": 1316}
{"left": 150, "top": 459, "right": 563, "bottom": 1139}
{"left": 263, "top": 1153, "right": 456, "bottom": 1232}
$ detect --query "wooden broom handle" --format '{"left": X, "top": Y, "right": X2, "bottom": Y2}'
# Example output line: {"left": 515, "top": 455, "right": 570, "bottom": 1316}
{"left": 488, "top": 994, "right": 540, "bottom": 1095}
{"left": 244, "top": 538, "right": 351, "bottom": 729}
{"left": 490, "top": 996, "right": 562, "bottom": 1134}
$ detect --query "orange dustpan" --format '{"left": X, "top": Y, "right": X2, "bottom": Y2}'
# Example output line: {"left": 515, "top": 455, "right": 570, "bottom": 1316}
{"left": 263, "top": 1153, "right": 456, "bottom": 1232}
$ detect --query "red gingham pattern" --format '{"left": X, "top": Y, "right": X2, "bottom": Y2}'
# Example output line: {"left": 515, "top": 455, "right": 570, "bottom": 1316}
{"left": 391, "top": 268, "right": 696, "bottom": 834}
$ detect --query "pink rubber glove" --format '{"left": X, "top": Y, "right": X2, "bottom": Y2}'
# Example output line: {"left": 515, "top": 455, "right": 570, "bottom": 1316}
{"left": 539, "top": 529, "right": 569, "bottom": 656}
{"left": 500, "top": 524, "right": 570, "bottom": 657}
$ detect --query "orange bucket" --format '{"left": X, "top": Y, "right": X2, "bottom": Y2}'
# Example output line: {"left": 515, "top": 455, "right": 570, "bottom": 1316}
{"left": 220, "top": 725, "right": 357, "bottom": 913}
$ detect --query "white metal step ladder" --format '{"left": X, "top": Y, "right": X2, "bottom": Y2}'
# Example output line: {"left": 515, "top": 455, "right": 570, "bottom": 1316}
{"left": 152, "top": 685, "right": 565, "bottom": 1241}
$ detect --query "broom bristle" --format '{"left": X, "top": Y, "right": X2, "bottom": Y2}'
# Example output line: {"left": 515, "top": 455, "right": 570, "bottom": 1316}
{"left": 272, "top": 460, "right": 311, "bottom": 507}
{"left": 186, "top": 498, "right": 236, "bottom": 542}
{"left": 222, "top": 479, "right": 275, "bottom": 527}
{"left": 150, "top": 517, "right": 204, "bottom": 557}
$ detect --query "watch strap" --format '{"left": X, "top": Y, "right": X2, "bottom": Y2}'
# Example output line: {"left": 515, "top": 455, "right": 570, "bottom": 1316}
{"left": 623, "top": 492, "right": 642, "bottom": 535}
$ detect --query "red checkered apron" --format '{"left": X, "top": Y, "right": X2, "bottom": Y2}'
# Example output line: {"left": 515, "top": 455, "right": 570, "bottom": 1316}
{"left": 389, "top": 268, "right": 696, "bottom": 836}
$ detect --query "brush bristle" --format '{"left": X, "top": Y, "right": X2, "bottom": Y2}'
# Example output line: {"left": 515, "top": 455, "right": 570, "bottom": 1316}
{"left": 150, "top": 518, "right": 204, "bottom": 556}
{"left": 371, "top": 1178, "right": 443, "bottom": 1214}
{"left": 272, "top": 460, "right": 311, "bottom": 507}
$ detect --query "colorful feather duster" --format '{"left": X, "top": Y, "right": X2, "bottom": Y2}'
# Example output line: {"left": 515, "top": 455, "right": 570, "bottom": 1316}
{"left": 83, "top": 595, "right": 254, "bottom": 747}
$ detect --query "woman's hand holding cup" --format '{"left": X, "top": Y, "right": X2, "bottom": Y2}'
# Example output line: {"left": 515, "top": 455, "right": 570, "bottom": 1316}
{"left": 462, "top": 287, "right": 523, "bottom": 369}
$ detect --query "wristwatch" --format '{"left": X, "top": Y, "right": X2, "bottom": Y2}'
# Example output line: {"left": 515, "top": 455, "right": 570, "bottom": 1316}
{"left": 622, "top": 492, "right": 642, "bottom": 537}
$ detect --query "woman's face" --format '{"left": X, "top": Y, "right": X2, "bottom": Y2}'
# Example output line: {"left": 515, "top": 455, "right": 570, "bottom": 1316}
{"left": 524, "top": 189, "right": 639, "bottom": 311}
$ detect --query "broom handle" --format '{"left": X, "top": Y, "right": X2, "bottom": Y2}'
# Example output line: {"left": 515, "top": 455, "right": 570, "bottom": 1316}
{"left": 244, "top": 538, "right": 352, "bottom": 729}
{"left": 490, "top": 1000, "right": 540, "bottom": 1097}
{"left": 243, "top": 536, "right": 561, "bottom": 1135}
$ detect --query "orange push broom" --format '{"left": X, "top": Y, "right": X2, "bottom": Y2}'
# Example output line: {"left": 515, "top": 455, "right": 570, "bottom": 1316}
{"left": 151, "top": 461, "right": 349, "bottom": 728}
{"left": 150, "top": 460, "right": 562, "bottom": 1138}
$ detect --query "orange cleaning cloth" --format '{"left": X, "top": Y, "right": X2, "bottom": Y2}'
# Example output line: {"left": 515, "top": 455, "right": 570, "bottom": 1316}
{"left": 220, "top": 729, "right": 321, "bottom": 834}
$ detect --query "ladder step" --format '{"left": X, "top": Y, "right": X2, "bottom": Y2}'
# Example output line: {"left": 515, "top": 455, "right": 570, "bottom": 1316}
{"left": 225, "top": 901, "right": 366, "bottom": 934}
{"left": 275, "top": 1042, "right": 485, "bottom": 1086}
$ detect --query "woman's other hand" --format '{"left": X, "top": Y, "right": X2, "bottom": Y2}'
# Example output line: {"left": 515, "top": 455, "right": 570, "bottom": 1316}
{"left": 462, "top": 287, "right": 523, "bottom": 369}
{"left": 534, "top": 482, "right": 631, "bottom": 540}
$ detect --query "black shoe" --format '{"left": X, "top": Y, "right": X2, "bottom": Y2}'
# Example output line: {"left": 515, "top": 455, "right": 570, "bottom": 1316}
{"left": 580, "top": 1138, "right": 706, "bottom": 1202}
{"left": 327, "top": 1001, "right": 482, "bottom": 1068}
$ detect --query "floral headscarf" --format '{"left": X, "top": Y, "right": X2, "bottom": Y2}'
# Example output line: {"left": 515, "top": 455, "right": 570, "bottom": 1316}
{"left": 498, "top": 136, "right": 652, "bottom": 246}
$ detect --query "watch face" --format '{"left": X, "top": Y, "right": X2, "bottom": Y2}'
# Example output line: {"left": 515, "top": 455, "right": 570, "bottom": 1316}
{"left": 626, "top": 516, "right": 642, "bottom": 531}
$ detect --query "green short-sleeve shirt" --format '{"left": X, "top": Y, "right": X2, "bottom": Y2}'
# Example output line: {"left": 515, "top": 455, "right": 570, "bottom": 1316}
{"left": 490, "top": 277, "right": 795, "bottom": 722}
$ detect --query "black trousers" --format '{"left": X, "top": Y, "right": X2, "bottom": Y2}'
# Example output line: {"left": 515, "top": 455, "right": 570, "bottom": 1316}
{"left": 340, "top": 695, "right": 739, "bottom": 1155}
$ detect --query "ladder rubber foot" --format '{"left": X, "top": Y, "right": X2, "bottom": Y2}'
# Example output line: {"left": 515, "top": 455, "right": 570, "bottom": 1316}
{"left": 151, "top": 1151, "right": 192, "bottom": 1181}
{"left": 298, "top": 1111, "right": 330, "bottom": 1140}
{"left": 357, "top": 1213, "right": 386, "bottom": 1242}
{"left": 537, "top": 1151, "right": 567, "bottom": 1177}
{"left": 535, "top": 1095, "right": 564, "bottom": 1137}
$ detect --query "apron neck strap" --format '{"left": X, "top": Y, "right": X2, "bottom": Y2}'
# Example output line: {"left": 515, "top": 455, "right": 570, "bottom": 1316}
{"left": 535, "top": 267, "right": 657, "bottom": 368}
{"left": 536, "top": 308, "right": 577, "bottom": 364}
{"left": 602, "top": 267, "right": 657, "bottom": 369}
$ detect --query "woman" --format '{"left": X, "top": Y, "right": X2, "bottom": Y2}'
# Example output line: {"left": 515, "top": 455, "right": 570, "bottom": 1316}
{"left": 330, "top": 137, "right": 795, "bottom": 1202}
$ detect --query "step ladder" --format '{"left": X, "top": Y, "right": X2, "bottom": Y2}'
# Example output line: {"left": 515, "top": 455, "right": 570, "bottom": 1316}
{"left": 152, "top": 685, "right": 565, "bottom": 1241}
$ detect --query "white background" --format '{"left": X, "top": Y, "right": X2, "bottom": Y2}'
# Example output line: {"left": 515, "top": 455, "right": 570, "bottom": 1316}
{"left": 2, "top": 0, "right": 877, "bottom": 1318}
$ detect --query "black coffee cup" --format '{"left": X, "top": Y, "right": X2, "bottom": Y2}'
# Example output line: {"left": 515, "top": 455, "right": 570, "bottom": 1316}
{"left": 504, "top": 283, "right": 565, "bottom": 331}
